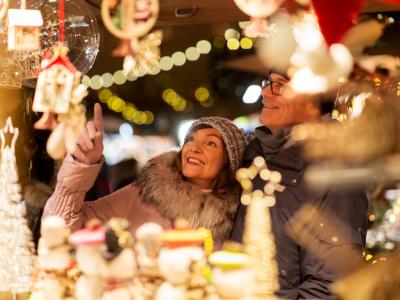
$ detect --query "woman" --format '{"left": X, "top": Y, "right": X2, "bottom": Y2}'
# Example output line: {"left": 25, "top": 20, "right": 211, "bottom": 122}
{"left": 43, "top": 104, "right": 247, "bottom": 246}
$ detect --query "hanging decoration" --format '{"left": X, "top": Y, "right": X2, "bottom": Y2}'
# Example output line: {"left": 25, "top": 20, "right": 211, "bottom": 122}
{"left": 38, "top": 0, "right": 100, "bottom": 77}
{"left": 32, "top": 0, "right": 88, "bottom": 160}
{"left": 288, "top": 12, "right": 354, "bottom": 94}
{"left": 101, "top": 0, "right": 161, "bottom": 75}
{"left": 0, "top": 117, "right": 35, "bottom": 293}
{"left": 233, "top": 0, "right": 284, "bottom": 37}
{"left": 235, "top": 156, "right": 282, "bottom": 298}
{"left": 7, "top": 0, "right": 43, "bottom": 52}
{"left": 310, "top": 0, "right": 365, "bottom": 46}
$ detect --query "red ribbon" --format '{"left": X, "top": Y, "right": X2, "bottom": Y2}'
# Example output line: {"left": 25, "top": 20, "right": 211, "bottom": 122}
{"left": 58, "top": 0, "right": 65, "bottom": 44}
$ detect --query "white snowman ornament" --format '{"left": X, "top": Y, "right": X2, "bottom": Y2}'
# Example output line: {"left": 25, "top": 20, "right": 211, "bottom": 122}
{"left": 135, "top": 222, "right": 164, "bottom": 299}
{"left": 209, "top": 250, "right": 252, "bottom": 299}
{"left": 100, "top": 218, "right": 141, "bottom": 300}
{"left": 32, "top": 216, "right": 73, "bottom": 300}
{"left": 69, "top": 219, "right": 106, "bottom": 300}
{"left": 155, "top": 219, "right": 208, "bottom": 300}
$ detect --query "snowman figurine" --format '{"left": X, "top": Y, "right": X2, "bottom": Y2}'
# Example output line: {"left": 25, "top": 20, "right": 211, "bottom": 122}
{"left": 69, "top": 219, "right": 106, "bottom": 300}
{"left": 155, "top": 219, "right": 209, "bottom": 300}
{"left": 31, "top": 216, "right": 74, "bottom": 300}
{"left": 100, "top": 218, "right": 141, "bottom": 300}
{"left": 134, "top": 222, "right": 164, "bottom": 300}
{"left": 209, "top": 246, "right": 252, "bottom": 300}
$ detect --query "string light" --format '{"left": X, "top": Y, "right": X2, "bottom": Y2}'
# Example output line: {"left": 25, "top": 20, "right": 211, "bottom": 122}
{"left": 224, "top": 28, "right": 240, "bottom": 40}
{"left": 84, "top": 26, "right": 254, "bottom": 91}
{"left": 162, "top": 88, "right": 187, "bottom": 111}
{"left": 185, "top": 47, "right": 200, "bottom": 61}
{"left": 227, "top": 38, "right": 240, "bottom": 50}
{"left": 97, "top": 89, "right": 155, "bottom": 125}
{"left": 194, "top": 87, "right": 210, "bottom": 102}
{"left": 113, "top": 70, "right": 127, "bottom": 85}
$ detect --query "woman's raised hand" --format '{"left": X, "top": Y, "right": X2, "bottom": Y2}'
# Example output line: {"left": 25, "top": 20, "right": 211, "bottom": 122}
{"left": 72, "top": 103, "right": 104, "bottom": 165}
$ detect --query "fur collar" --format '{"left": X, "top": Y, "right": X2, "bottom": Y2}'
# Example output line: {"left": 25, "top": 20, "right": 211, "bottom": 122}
{"left": 136, "top": 151, "right": 239, "bottom": 245}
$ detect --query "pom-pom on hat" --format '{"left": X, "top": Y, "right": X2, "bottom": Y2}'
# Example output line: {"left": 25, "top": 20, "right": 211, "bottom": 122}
{"left": 185, "top": 117, "right": 248, "bottom": 171}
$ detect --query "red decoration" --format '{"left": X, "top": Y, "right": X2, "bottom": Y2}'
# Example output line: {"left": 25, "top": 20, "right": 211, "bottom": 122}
{"left": 311, "top": 0, "right": 365, "bottom": 46}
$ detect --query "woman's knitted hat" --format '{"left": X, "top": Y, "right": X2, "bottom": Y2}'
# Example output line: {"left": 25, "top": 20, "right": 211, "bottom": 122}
{"left": 185, "top": 117, "right": 248, "bottom": 171}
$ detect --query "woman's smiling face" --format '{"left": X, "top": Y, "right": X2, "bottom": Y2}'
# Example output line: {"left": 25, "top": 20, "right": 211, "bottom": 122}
{"left": 181, "top": 127, "right": 226, "bottom": 189}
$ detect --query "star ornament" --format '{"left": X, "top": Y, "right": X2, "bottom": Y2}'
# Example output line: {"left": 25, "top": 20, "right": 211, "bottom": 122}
{"left": 236, "top": 156, "right": 285, "bottom": 207}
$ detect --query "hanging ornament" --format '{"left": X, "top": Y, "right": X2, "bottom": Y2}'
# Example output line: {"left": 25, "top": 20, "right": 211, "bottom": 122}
{"left": 120, "top": 30, "right": 162, "bottom": 75}
{"left": 233, "top": 0, "right": 284, "bottom": 37}
{"left": 288, "top": 12, "right": 353, "bottom": 94}
{"left": 101, "top": 0, "right": 161, "bottom": 75}
{"left": 38, "top": 0, "right": 100, "bottom": 76}
{"left": 310, "top": 0, "right": 365, "bottom": 46}
{"left": 7, "top": 0, "right": 43, "bottom": 52}
{"left": 33, "top": 0, "right": 88, "bottom": 160}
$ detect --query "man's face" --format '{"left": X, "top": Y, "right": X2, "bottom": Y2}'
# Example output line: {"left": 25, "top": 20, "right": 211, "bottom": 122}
{"left": 260, "top": 72, "right": 318, "bottom": 132}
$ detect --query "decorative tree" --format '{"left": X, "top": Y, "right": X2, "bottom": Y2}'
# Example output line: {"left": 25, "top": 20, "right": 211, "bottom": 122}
{"left": 0, "top": 117, "right": 35, "bottom": 294}
{"left": 236, "top": 156, "right": 282, "bottom": 299}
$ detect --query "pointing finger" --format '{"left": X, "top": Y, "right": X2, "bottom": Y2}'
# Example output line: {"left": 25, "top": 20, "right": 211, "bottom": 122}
{"left": 93, "top": 103, "right": 104, "bottom": 133}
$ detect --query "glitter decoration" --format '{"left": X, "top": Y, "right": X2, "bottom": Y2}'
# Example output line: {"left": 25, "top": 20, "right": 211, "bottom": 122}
{"left": 236, "top": 156, "right": 283, "bottom": 299}
{"left": 0, "top": 117, "right": 35, "bottom": 293}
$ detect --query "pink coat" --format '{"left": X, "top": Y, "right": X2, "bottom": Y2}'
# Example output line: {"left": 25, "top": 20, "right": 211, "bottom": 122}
{"left": 43, "top": 152, "right": 239, "bottom": 246}
{"left": 43, "top": 155, "right": 172, "bottom": 233}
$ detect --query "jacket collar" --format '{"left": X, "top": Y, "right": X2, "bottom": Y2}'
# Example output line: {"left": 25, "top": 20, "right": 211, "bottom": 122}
{"left": 245, "top": 126, "right": 307, "bottom": 172}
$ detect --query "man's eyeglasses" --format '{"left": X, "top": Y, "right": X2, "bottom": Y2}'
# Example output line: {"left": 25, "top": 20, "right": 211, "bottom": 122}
{"left": 261, "top": 79, "right": 286, "bottom": 96}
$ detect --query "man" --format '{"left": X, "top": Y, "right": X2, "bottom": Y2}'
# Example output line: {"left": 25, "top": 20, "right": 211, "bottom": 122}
{"left": 231, "top": 71, "right": 368, "bottom": 299}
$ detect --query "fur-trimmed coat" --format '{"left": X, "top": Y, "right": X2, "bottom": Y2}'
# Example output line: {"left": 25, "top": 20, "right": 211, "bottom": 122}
{"left": 43, "top": 152, "right": 240, "bottom": 247}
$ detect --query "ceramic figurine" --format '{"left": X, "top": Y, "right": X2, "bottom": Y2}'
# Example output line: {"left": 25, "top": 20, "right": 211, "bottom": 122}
{"left": 155, "top": 219, "right": 209, "bottom": 300}
{"left": 69, "top": 219, "right": 106, "bottom": 300}
{"left": 209, "top": 250, "right": 252, "bottom": 300}
{"left": 135, "top": 222, "right": 164, "bottom": 299}
{"left": 100, "top": 218, "right": 141, "bottom": 300}
{"left": 31, "top": 216, "right": 74, "bottom": 300}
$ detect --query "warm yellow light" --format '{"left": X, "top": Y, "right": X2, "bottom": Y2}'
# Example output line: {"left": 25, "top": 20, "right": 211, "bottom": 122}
{"left": 98, "top": 89, "right": 113, "bottom": 103}
{"left": 172, "top": 51, "right": 186, "bottom": 66}
{"left": 240, "top": 37, "right": 253, "bottom": 49}
{"left": 144, "top": 111, "right": 154, "bottom": 124}
{"left": 238, "top": 21, "right": 250, "bottom": 29}
{"left": 82, "top": 75, "right": 91, "bottom": 87}
{"left": 224, "top": 28, "right": 240, "bottom": 41}
{"left": 159, "top": 56, "right": 174, "bottom": 71}
{"left": 196, "top": 40, "right": 212, "bottom": 54}
{"left": 185, "top": 47, "right": 200, "bottom": 61}
{"left": 149, "top": 65, "right": 161, "bottom": 75}
{"left": 101, "top": 73, "right": 114, "bottom": 88}
{"left": 174, "top": 100, "right": 187, "bottom": 111}
{"left": 126, "top": 71, "right": 137, "bottom": 81}
{"left": 172, "top": 96, "right": 182, "bottom": 107}
{"left": 109, "top": 97, "right": 125, "bottom": 112}
{"left": 227, "top": 38, "right": 240, "bottom": 50}
{"left": 90, "top": 75, "right": 103, "bottom": 90}
{"left": 113, "top": 70, "right": 127, "bottom": 85}
{"left": 194, "top": 87, "right": 210, "bottom": 102}
{"left": 162, "top": 89, "right": 176, "bottom": 104}
{"left": 123, "top": 103, "right": 138, "bottom": 120}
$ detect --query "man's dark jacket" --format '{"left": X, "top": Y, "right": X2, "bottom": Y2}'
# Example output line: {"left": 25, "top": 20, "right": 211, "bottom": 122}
{"left": 231, "top": 126, "right": 368, "bottom": 299}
